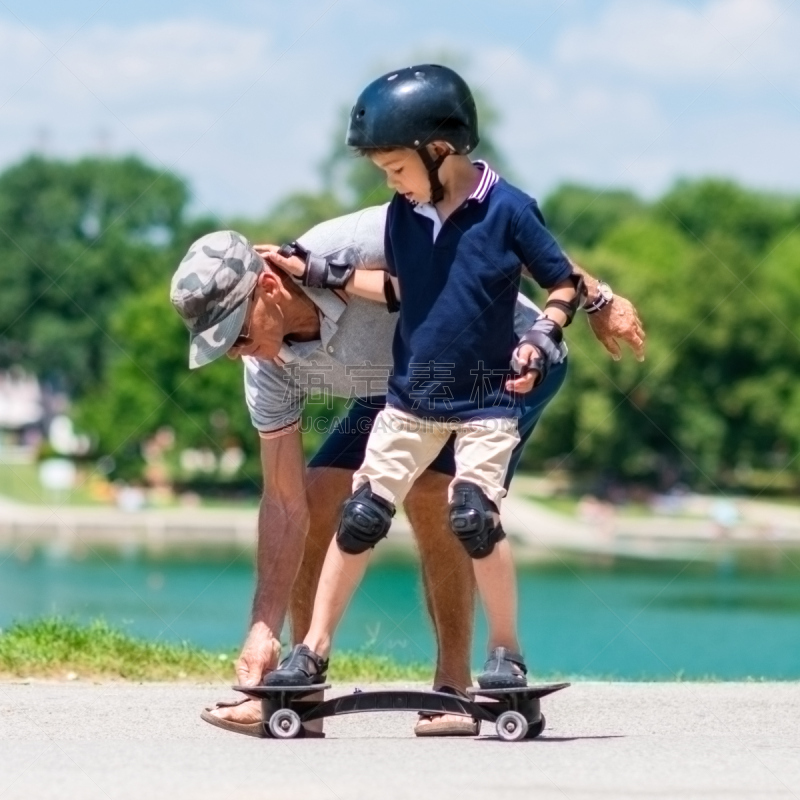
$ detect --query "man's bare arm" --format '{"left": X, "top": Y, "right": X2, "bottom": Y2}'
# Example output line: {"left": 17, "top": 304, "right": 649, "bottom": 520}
{"left": 570, "top": 260, "right": 646, "bottom": 362}
{"left": 236, "top": 428, "right": 310, "bottom": 686}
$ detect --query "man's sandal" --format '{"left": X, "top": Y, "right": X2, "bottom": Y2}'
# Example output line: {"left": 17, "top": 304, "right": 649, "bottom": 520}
{"left": 413, "top": 686, "right": 479, "bottom": 738}
{"left": 200, "top": 696, "right": 325, "bottom": 738}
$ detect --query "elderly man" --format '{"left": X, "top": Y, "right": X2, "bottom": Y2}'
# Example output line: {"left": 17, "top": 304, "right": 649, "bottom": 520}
{"left": 170, "top": 204, "right": 644, "bottom": 737}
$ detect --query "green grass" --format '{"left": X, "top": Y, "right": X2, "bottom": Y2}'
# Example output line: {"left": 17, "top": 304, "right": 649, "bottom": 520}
{"left": 0, "top": 462, "right": 258, "bottom": 510}
{"left": 0, "top": 618, "right": 433, "bottom": 682}
{"left": 0, "top": 463, "right": 102, "bottom": 506}
{"left": 2, "top": 619, "right": 786, "bottom": 684}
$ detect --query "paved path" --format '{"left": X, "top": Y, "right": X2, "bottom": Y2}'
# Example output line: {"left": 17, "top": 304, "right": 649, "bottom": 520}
{"left": 1, "top": 681, "right": 798, "bottom": 799}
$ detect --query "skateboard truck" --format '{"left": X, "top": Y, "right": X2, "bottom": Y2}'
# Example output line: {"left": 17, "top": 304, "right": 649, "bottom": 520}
{"left": 233, "top": 682, "right": 569, "bottom": 742}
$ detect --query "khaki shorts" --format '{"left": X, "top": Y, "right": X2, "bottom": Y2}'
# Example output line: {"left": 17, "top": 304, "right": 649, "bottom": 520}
{"left": 352, "top": 406, "right": 520, "bottom": 507}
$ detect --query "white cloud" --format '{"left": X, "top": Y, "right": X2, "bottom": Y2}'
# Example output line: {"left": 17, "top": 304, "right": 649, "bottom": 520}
{"left": 476, "top": 10, "right": 800, "bottom": 201}
{"left": 477, "top": 47, "right": 667, "bottom": 195}
{"left": 0, "top": 3, "right": 799, "bottom": 218}
{"left": 555, "top": 0, "right": 800, "bottom": 86}
{"left": 0, "top": 17, "right": 343, "bottom": 216}
{"left": 61, "top": 21, "right": 271, "bottom": 97}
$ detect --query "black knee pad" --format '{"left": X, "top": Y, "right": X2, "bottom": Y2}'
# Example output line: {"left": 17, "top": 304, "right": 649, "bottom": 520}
{"left": 336, "top": 482, "right": 395, "bottom": 555}
{"left": 448, "top": 481, "right": 505, "bottom": 559}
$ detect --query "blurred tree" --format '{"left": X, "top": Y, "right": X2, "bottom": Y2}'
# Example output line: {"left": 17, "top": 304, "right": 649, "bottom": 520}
{"left": 0, "top": 155, "right": 190, "bottom": 394}
{"left": 3, "top": 90, "right": 799, "bottom": 494}
{"left": 542, "top": 184, "right": 646, "bottom": 249}
{"left": 658, "top": 178, "right": 800, "bottom": 254}
{"left": 230, "top": 191, "right": 346, "bottom": 247}
{"left": 74, "top": 280, "right": 261, "bottom": 484}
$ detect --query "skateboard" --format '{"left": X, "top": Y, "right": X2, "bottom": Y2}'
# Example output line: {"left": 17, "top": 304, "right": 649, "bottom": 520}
{"left": 233, "top": 682, "right": 569, "bottom": 741}
{"left": 467, "top": 684, "right": 569, "bottom": 741}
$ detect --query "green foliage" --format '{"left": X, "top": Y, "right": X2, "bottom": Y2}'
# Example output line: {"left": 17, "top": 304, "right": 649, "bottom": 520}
{"left": 521, "top": 186, "right": 800, "bottom": 489}
{"left": 0, "top": 156, "right": 189, "bottom": 395}
{"left": 3, "top": 92, "right": 799, "bottom": 494}
{"left": 73, "top": 280, "right": 261, "bottom": 484}
{"left": 542, "top": 184, "right": 646, "bottom": 249}
{"left": 658, "top": 178, "right": 800, "bottom": 253}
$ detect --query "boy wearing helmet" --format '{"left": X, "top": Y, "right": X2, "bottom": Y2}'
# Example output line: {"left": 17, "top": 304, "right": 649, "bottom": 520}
{"left": 265, "top": 65, "right": 584, "bottom": 690}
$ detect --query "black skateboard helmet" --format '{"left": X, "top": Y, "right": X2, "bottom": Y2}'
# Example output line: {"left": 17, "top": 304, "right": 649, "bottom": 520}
{"left": 346, "top": 64, "right": 479, "bottom": 154}
{"left": 346, "top": 64, "right": 480, "bottom": 204}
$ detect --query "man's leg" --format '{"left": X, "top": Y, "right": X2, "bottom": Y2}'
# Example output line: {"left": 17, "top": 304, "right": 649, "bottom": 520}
{"left": 404, "top": 469, "right": 474, "bottom": 692}
{"left": 404, "top": 469, "right": 478, "bottom": 736}
{"left": 207, "top": 466, "right": 352, "bottom": 732}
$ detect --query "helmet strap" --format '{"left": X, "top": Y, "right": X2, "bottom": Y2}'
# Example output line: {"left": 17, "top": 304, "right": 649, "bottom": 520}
{"left": 417, "top": 146, "right": 449, "bottom": 205}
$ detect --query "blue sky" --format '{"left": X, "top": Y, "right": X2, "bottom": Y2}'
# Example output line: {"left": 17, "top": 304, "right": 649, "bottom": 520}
{"left": 1, "top": 0, "right": 798, "bottom": 217}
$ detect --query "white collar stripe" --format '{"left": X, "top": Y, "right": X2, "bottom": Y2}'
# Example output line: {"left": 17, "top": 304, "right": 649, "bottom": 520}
{"left": 468, "top": 160, "right": 499, "bottom": 203}
{"left": 473, "top": 168, "right": 490, "bottom": 199}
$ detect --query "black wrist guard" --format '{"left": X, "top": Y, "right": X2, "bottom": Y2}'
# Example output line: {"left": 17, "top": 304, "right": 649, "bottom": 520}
{"left": 543, "top": 272, "right": 587, "bottom": 326}
{"left": 512, "top": 316, "right": 564, "bottom": 384}
{"left": 277, "top": 241, "right": 356, "bottom": 290}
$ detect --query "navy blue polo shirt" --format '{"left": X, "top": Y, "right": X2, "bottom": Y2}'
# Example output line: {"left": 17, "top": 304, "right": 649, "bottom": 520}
{"left": 385, "top": 162, "right": 572, "bottom": 422}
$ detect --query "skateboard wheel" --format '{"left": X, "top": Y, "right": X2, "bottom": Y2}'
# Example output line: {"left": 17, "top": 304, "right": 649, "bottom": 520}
{"left": 496, "top": 710, "right": 528, "bottom": 742}
{"left": 525, "top": 714, "right": 546, "bottom": 739}
{"left": 268, "top": 708, "right": 302, "bottom": 739}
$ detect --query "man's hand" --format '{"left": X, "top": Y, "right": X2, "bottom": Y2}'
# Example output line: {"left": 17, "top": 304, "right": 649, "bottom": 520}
{"left": 254, "top": 244, "right": 306, "bottom": 278}
{"left": 506, "top": 343, "right": 540, "bottom": 393}
{"left": 235, "top": 621, "right": 281, "bottom": 687}
{"left": 588, "top": 294, "right": 645, "bottom": 362}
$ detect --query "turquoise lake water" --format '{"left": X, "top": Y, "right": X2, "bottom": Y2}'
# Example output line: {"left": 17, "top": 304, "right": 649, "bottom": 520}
{"left": 2, "top": 548, "right": 799, "bottom": 679}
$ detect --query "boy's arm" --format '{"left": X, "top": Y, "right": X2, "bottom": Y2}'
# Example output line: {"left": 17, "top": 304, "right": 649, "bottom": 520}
{"left": 509, "top": 203, "right": 587, "bottom": 391}
{"left": 538, "top": 278, "right": 578, "bottom": 327}
{"left": 507, "top": 278, "right": 579, "bottom": 393}
{"left": 258, "top": 244, "right": 400, "bottom": 307}
{"left": 345, "top": 269, "right": 400, "bottom": 306}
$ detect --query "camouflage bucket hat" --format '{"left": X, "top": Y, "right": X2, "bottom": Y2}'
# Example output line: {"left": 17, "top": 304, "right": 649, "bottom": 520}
{"left": 170, "top": 230, "right": 263, "bottom": 369}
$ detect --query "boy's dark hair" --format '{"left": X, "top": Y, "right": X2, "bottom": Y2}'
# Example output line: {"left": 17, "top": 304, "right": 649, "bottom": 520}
{"left": 354, "top": 146, "right": 400, "bottom": 158}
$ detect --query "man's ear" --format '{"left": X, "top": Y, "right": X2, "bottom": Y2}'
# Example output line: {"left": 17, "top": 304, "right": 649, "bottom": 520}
{"left": 256, "top": 269, "right": 282, "bottom": 299}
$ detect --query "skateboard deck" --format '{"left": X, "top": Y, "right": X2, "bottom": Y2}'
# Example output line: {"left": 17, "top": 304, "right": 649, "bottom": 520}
{"left": 233, "top": 684, "right": 331, "bottom": 696}
{"left": 467, "top": 682, "right": 570, "bottom": 700}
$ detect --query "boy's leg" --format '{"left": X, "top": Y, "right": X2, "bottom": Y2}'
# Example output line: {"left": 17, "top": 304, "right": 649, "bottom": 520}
{"left": 301, "top": 408, "right": 449, "bottom": 660}
{"left": 289, "top": 466, "right": 354, "bottom": 644}
{"left": 352, "top": 407, "right": 450, "bottom": 506}
{"left": 301, "top": 536, "right": 373, "bottom": 658}
{"left": 294, "top": 402, "right": 472, "bottom": 732}
{"left": 472, "top": 539, "right": 520, "bottom": 653}
{"left": 451, "top": 420, "right": 523, "bottom": 658}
